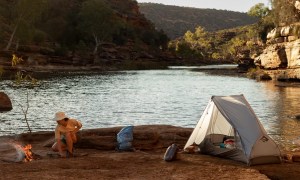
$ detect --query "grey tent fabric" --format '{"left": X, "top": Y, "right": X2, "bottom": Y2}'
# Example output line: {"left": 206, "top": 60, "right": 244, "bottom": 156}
{"left": 184, "top": 95, "right": 282, "bottom": 165}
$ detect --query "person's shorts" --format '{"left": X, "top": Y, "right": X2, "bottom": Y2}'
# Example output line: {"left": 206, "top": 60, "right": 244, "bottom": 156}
{"left": 61, "top": 136, "right": 67, "bottom": 144}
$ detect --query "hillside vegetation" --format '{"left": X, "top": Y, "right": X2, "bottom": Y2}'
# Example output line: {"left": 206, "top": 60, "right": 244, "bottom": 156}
{"left": 138, "top": 3, "right": 259, "bottom": 39}
{"left": 0, "top": 0, "right": 170, "bottom": 70}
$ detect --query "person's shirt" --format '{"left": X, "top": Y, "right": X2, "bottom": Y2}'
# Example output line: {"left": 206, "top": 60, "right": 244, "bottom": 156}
{"left": 55, "top": 119, "right": 82, "bottom": 140}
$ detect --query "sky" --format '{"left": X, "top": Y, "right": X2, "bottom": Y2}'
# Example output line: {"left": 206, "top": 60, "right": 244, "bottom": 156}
{"left": 136, "top": 0, "right": 271, "bottom": 13}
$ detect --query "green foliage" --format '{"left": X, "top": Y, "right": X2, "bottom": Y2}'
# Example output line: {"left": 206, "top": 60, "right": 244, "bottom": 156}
{"left": 228, "top": 37, "right": 246, "bottom": 56}
{"left": 246, "top": 2, "right": 275, "bottom": 43}
{"left": 12, "top": 54, "right": 38, "bottom": 86}
{"left": 33, "top": 29, "right": 47, "bottom": 44}
{"left": 248, "top": 3, "right": 270, "bottom": 18}
{"left": 12, "top": 54, "right": 23, "bottom": 66}
{"left": 3, "top": 0, "right": 48, "bottom": 50}
{"left": 139, "top": 3, "right": 258, "bottom": 39}
{"left": 79, "top": 0, "right": 118, "bottom": 41}
{"left": 0, "top": 0, "right": 169, "bottom": 58}
{"left": 16, "top": 19, "right": 35, "bottom": 44}
{"left": 77, "top": 0, "right": 128, "bottom": 56}
{"left": 176, "top": 41, "right": 196, "bottom": 58}
{"left": 14, "top": 71, "right": 38, "bottom": 86}
{"left": 271, "top": 0, "right": 300, "bottom": 26}
{"left": 169, "top": 23, "right": 263, "bottom": 61}
{"left": 211, "top": 53, "right": 223, "bottom": 60}
{"left": 181, "top": 26, "right": 212, "bottom": 58}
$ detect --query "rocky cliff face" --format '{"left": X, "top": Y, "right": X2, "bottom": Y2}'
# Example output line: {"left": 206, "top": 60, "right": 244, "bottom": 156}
{"left": 255, "top": 23, "right": 300, "bottom": 81}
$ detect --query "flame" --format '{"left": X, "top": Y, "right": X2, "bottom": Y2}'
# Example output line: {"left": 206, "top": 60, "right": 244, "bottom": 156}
{"left": 13, "top": 143, "right": 34, "bottom": 162}
{"left": 22, "top": 144, "right": 33, "bottom": 162}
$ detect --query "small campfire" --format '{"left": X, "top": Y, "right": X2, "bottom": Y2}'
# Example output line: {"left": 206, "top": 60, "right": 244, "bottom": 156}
{"left": 0, "top": 142, "right": 38, "bottom": 163}
{"left": 19, "top": 144, "right": 33, "bottom": 162}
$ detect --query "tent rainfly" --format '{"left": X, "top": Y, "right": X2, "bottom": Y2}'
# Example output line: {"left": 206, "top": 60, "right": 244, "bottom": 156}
{"left": 184, "top": 95, "right": 281, "bottom": 165}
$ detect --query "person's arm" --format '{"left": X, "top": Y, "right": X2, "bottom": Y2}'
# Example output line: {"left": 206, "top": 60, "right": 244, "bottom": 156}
{"left": 56, "top": 139, "right": 66, "bottom": 158}
{"left": 70, "top": 120, "right": 82, "bottom": 143}
{"left": 73, "top": 120, "right": 82, "bottom": 133}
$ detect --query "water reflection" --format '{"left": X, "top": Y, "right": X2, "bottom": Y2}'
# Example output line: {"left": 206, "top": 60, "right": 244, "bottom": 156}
{"left": 1, "top": 68, "right": 300, "bottom": 149}
{"left": 265, "top": 83, "right": 300, "bottom": 150}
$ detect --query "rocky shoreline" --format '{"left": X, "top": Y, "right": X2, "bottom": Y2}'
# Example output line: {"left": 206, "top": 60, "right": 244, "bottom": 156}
{"left": 0, "top": 125, "right": 300, "bottom": 179}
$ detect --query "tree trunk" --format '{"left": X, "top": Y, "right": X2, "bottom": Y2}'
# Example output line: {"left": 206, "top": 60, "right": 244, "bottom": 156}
{"left": 93, "top": 33, "right": 103, "bottom": 64}
{"left": 4, "top": 24, "right": 18, "bottom": 51}
{"left": 15, "top": 39, "right": 19, "bottom": 51}
{"left": 93, "top": 33, "right": 99, "bottom": 56}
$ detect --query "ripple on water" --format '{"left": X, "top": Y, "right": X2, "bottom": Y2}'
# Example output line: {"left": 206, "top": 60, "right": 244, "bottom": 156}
{"left": 1, "top": 69, "right": 300, "bottom": 148}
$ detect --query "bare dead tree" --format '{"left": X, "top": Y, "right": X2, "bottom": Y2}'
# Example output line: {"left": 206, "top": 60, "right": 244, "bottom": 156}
{"left": 16, "top": 91, "right": 31, "bottom": 134}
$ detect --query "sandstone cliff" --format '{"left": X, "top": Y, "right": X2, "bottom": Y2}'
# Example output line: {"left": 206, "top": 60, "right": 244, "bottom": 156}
{"left": 254, "top": 23, "right": 300, "bottom": 81}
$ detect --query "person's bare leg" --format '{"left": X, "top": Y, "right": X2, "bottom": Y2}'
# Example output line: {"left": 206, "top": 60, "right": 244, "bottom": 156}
{"left": 71, "top": 132, "right": 77, "bottom": 143}
{"left": 65, "top": 132, "right": 74, "bottom": 154}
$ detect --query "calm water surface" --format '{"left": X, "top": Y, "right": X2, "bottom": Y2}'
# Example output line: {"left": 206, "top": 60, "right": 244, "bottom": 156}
{"left": 1, "top": 67, "right": 300, "bottom": 149}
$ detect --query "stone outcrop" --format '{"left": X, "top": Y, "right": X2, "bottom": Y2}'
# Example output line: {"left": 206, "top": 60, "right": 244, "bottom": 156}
{"left": 0, "top": 125, "right": 192, "bottom": 162}
{"left": 254, "top": 23, "right": 300, "bottom": 80}
{"left": 0, "top": 92, "right": 12, "bottom": 112}
{"left": 15, "top": 125, "right": 192, "bottom": 151}
{"left": 254, "top": 44, "right": 287, "bottom": 69}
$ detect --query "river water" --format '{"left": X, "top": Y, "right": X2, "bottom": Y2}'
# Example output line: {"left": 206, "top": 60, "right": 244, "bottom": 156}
{"left": 1, "top": 66, "right": 300, "bottom": 149}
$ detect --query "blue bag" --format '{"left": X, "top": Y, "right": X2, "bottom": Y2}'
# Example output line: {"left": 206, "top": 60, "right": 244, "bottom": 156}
{"left": 116, "top": 126, "right": 134, "bottom": 151}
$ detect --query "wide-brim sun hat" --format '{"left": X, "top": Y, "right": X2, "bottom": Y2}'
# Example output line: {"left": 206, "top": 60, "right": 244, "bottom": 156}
{"left": 54, "top": 112, "right": 68, "bottom": 121}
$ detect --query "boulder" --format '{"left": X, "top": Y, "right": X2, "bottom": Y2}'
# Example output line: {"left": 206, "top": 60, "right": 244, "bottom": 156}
{"left": 254, "top": 44, "right": 287, "bottom": 69}
{"left": 295, "top": 1, "right": 300, "bottom": 11}
{"left": 267, "top": 24, "right": 300, "bottom": 43}
{"left": 285, "top": 39, "right": 300, "bottom": 67}
{"left": 291, "top": 24, "right": 300, "bottom": 37}
{"left": 288, "top": 36, "right": 298, "bottom": 42}
{"left": 257, "top": 38, "right": 300, "bottom": 69}
{"left": 267, "top": 28, "right": 281, "bottom": 40}
{"left": 21, "top": 125, "right": 192, "bottom": 151}
{"left": 281, "top": 26, "right": 292, "bottom": 37}
{"left": 0, "top": 92, "right": 12, "bottom": 112}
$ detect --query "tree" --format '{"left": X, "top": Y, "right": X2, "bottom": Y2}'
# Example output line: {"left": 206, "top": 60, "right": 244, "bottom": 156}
{"left": 78, "top": 0, "right": 122, "bottom": 59}
{"left": 248, "top": 3, "right": 270, "bottom": 18}
{"left": 183, "top": 26, "right": 212, "bottom": 58}
{"left": 247, "top": 2, "right": 274, "bottom": 42}
{"left": 270, "top": 0, "right": 300, "bottom": 26}
{"left": 227, "top": 37, "right": 246, "bottom": 59}
{"left": 156, "top": 29, "right": 169, "bottom": 51}
{"left": 40, "top": 0, "right": 80, "bottom": 46}
{"left": 3, "top": 0, "right": 47, "bottom": 51}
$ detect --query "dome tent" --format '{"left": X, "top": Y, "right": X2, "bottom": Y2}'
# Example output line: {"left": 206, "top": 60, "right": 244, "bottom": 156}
{"left": 184, "top": 95, "right": 281, "bottom": 165}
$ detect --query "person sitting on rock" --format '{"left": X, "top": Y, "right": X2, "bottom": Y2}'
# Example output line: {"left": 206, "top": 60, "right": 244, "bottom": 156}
{"left": 51, "top": 112, "right": 82, "bottom": 158}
